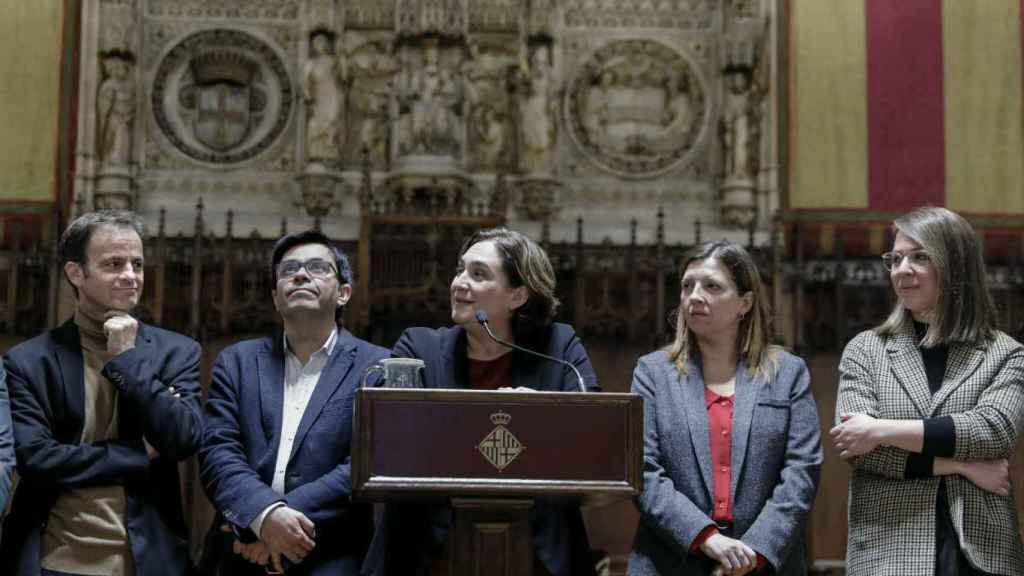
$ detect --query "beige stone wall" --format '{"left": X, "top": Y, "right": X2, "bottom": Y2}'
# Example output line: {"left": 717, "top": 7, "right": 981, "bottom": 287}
{"left": 0, "top": 0, "right": 64, "bottom": 202}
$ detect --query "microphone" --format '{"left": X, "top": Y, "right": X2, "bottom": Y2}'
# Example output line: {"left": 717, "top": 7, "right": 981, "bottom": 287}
{"left": 474, "top": 310, "right": 588, "bottom": 393}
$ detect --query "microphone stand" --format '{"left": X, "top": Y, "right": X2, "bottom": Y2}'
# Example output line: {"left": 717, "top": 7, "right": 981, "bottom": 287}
{"left": 474, "top": 311, "right": 588, "bottom": 393}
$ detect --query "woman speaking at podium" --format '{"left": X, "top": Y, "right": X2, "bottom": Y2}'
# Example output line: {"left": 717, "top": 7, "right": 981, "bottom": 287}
{"left": 629, "top": 240, "right": 822, "bottom": 575}
{"left": 362, "top": 227, "right": 599, "bottom": 576}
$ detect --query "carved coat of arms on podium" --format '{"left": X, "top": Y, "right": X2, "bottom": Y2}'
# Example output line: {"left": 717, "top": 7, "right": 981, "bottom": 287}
{"left": 478, "top": 411, "right": 525, "bottom": 472}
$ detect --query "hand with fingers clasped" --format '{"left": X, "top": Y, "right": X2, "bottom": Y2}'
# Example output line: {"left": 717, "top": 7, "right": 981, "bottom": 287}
{"left": 700, "top": 533, "right": 759, "bottom": 575}
{"left": 260, "top": 506, "right": 316, "bottom": 573}
{"left": 829, "top": 414, "right": 881, "bottom": 459}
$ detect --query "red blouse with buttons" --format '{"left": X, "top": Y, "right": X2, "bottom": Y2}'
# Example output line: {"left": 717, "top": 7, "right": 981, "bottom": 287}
{"left": 705, "top": 387, "right": 734, "bottom": 521}
{"left": 689, "top": 387, "right": 768, "bottom": 571}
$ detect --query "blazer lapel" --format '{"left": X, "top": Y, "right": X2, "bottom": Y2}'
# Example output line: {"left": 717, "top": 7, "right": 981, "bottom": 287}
{"left": 440, "top": 327, "right": 467, "bottom": 390}
{"left": 257, "top": 340, "right": 285, "bottom": 447}
{"left": 288, "top": 331, "right": 357, "bottom": 462}
{"left": 729, "top": 361, "right": 761, "bottom": 500}
{"left": 930, "top": 341, "right": 986, "bottom": 415}
{"left": 886, "top": 328, "right": 932, "bottom": 417}
{"left": 681, "top": 361, "right": 715, "bottom": 501}
{"left": 53, "top": 320, "right": 85, "bottom": 439}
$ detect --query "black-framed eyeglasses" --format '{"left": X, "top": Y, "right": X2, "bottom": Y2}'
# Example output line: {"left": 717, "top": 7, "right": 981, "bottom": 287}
{"left": 277, "top": 258, "right": 337, "bottom": 279}
{"left": 880, "top": 250, "right": 932, "bottom": 272}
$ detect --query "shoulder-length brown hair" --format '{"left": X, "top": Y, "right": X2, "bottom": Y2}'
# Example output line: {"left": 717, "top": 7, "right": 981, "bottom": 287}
{"left": 876, "top": 207, "right": 997, "bottom": 346}
{"left": 666, "top": 240, "right": 777, "bottom": 379}
{"left": 460, "top": 227, "right": 560, "bottom": 342}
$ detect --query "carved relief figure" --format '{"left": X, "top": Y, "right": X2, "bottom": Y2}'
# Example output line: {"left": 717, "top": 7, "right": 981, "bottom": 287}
{"left": 96, "top": 54, "right": 136, "bottom": 169}
{"left": 660, "top": 72, "right": 692, "bottom": 138}
{"left": 519, "top": 44, "right": 557, "bottom": 173}
{"left": 720, "top": 67, "right": 760, "bottom": 184}
{"left": 473, "top": 105, "right": 505, "bottom": 168}
{"left": 355, "top": 87, "right": 390, "bottom": 162}
{"left": 585, "top": 70, "right": 614, "bottom": 138}
{"left": 349, "top": 44, "right": 397, "bottom": 165}
{"left": 460, "top": 39, "right": 513, "bottom": 170}
{"left": 303, "top": 30, "right": 344, "bottom": 166}
{"left": 403, "top": 40, "right": 461, "bottom": 154}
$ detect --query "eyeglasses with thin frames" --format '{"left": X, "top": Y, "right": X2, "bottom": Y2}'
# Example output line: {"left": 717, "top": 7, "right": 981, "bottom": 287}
{"left": 277, "top": 258, "right": 337, "bottom": 279}
{"left": 880, "top": 250, "right": 932, "bottom": 272}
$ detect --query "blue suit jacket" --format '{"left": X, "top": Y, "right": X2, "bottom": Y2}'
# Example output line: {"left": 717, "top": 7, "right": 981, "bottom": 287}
{"left": 363, "top": 323, "right": 600, "bottom": 576}
{"left": 0, "top": 362, "right": 15, "bottom": 519}
{"left": 199, "top": 329, "right": 388, "bottom": 575}
{"left": 0, "top": 319, "right": 203, "bottom": 576}
{"left": 628, "top": 350, "right": 822, "bottom": 576}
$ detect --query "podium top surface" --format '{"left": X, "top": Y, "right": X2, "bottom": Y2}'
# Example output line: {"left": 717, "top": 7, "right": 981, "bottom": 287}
{"left": 352, "top": 388, "right": 643, "bottom": 501}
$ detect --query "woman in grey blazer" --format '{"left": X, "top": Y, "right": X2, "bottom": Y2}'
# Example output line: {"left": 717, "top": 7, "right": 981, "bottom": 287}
{"left": 831, "top": 207, "right": 1024, "bottom": 576}
{"left": 629, "top": 241, "right": 822, "bottom": 575}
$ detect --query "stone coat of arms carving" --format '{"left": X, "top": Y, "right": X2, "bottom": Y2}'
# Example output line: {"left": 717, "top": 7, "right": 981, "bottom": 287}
{"left": 566, "top": 39, "right": 708, "bottom": 179}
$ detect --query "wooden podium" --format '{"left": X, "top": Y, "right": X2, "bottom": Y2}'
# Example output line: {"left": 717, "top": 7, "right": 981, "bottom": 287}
{"left": 352, "top": 388, "right": 643, "bottom": 576}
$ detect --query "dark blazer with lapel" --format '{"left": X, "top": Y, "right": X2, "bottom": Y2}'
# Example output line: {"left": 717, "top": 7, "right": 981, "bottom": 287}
{"left": 0, "top": 362, "right": 14, "bottom": 522}
{"left": 628, "top": 349, "right": 822, "bottom": 576}
{"left": 838, "top": 326, "right": 1024, "bottom": 576}
{"left": 363, "top": 323, "right": 600, "bottom": 576}
{"left": 0, "top": 318, "right": 203, "bottom": 576}
{"left": 199, "top": 329, "right": 389, "bottom": 575}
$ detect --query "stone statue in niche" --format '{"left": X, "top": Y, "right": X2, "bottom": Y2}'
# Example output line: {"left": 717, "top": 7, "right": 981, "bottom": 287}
{"left": 402, "top": 39, "right": 461, "bottom": 155}
{"left": 519, "top": 44, "right": 557, "bottom": 174}
{"left": 96, "top": 52, "right": 136, "bottom": 169}
{"left": 720, "top": 66, "right": 760, "bottom": 185}
{"left": 303, "top": 29, "right": 344, "bottom": 168}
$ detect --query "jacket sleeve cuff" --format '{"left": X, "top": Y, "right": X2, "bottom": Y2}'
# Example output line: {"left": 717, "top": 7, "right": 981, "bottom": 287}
{"left": 921, "top": 416, "right": 956, "bottom": 457}
{"left": 689, "top": 525, "right": 718, "bottom": 555}
{"left": 250, "top": 501, "right": 286, "bottom": 539}
{"left": 905, "top": 453, "right": 935, "bottom": 479}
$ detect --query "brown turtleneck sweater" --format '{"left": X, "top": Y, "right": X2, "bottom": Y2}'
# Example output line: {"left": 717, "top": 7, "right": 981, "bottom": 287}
{"left": 40, "top": 311, "right": 135, "bottom": 576}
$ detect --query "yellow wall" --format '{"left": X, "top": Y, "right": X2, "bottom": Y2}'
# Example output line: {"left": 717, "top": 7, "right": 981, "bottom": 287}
{"left": 0, "top": 0, "right": 64, "bottom": 203}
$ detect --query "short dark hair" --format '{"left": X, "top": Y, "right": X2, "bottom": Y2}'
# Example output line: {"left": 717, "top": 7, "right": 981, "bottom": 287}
{"left": 270, "top": 230, "right": 352, "bottom": 286}
{"left": 459, "top": 227, "right": 559, "bottom": 341}
{"left": 58, "top": 210, "right": 145, "bottom": 295}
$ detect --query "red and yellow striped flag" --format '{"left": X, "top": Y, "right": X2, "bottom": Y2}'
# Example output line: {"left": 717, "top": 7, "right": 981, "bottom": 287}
{"left": 789, "top": 0, "right": 1024, "bottom": 216}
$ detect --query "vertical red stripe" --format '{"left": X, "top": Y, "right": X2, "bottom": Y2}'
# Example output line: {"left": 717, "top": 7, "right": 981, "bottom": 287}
{"left": 866, "top": 0, "right": 945, "bottom": 210}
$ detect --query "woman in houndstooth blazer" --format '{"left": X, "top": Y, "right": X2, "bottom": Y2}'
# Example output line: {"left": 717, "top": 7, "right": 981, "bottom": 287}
{"left": 629, "top": 241, "right": 822, "bottom": 575}
{"left": 832, "top": 207, "right": 1024, "bottom": 576}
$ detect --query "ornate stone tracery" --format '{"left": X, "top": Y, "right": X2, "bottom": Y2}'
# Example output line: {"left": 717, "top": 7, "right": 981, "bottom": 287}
{"left": 74, "top": 0, "right": 780, "bottom": 242}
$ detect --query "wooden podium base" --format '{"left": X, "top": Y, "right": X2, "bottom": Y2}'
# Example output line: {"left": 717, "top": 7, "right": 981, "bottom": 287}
{"left": 450, "top": 498, "right": 534, "bottom": 576}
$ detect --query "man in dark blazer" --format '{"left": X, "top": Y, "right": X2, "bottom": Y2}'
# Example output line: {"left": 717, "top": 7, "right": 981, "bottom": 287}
{"left": 363, "top": 321, "right": 600, "bottom": 576}
{"left": 200, "top": 230, "right": 388, "bottom": 575}
{"left": 0, "top": 362, "right": 14, "bottom": 537}
{"left": 1, "top": 210, "right": 203, "bottom": 576}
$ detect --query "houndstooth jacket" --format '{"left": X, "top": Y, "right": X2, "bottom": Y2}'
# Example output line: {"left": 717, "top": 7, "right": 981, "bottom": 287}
{"left": 837, "top": 324, "right": 1024, "bottom": 576}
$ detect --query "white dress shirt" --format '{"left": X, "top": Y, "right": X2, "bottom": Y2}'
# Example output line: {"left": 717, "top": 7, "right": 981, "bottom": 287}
{"left": 250, "top": 328, "right": 338, "bottom": 537}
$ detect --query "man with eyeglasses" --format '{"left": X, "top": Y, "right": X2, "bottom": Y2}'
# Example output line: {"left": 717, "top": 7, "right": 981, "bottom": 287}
{"left": 1, "top": 210, "right": 202, "bottom": 576}
{"left": 199, "top": 230, "right": 388, "bottom": 575}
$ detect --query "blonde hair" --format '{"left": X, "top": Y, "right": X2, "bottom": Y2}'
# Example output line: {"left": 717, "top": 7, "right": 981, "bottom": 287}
{"left": 876, "top": 207, "right": 996, "bottom": 346}
{"left": 666, "top": 240, "right": 778, "bottom": 380}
